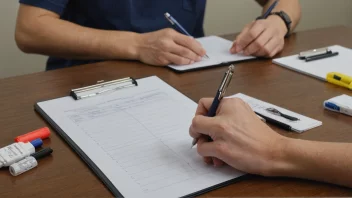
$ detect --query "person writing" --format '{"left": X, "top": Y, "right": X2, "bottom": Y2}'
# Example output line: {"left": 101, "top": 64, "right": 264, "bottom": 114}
{"left": 189, "top": 98, "right": 352, "bottom": 188}
{"left": 15, "top": 0, "right": 301, "bottom": 70}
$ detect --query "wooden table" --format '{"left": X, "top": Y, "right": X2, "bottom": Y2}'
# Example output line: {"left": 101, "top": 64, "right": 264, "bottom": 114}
{"left": 1, "top": 26, "right": 352, "bottom": 197}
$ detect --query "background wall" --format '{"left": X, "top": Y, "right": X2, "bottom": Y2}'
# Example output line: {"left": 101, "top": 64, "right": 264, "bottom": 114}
{"left": 1, "top": 0, "right": 352, "bottom": 79}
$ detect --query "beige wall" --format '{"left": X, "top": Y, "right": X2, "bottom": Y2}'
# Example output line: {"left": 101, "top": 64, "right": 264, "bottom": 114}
{"left": 1, "top": 0, "right": 352, "bottom": 79}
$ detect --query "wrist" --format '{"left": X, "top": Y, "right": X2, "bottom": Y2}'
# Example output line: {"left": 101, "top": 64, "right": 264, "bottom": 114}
{"left": 127, "top": 32, "right": 142, "bottom": 60}
{"left": 261, "top": 136, "right": 298, "bottom": 177}
{"left": 266, "top": 15, "right": 288, "bottom": 38}
{"left": 266, "top": 137, "right": 302, "bottom": 177}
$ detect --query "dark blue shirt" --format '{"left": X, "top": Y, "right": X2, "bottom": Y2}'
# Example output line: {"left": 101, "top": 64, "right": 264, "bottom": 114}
{"left": 19, "top": 0, "right": 207, "bottom": 70}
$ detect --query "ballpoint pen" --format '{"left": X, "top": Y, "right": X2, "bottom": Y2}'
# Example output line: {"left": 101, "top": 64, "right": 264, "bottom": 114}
{"left": 256, "top": 0, "right": 278, "bottom": 20}
{"left": 254, "top": 112, "right": 293, "bottom": 131}
{"left": 266, "top": 107, "right": 300, "bottom": 121}
{"left": 191, "top": 65, "right": 235, "bottom": 147}
{"left": 164, "top": 12, "right": 209, "bottom": 59}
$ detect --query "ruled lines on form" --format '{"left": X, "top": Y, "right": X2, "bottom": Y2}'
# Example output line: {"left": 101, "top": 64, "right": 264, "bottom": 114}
{"left": 65, "top": 90, "right": 212, "bottom": 192}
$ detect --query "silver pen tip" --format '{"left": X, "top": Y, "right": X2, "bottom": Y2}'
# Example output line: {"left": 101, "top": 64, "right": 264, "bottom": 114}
{"left": 164, "top": 12, "right": 170, "bottom": 17}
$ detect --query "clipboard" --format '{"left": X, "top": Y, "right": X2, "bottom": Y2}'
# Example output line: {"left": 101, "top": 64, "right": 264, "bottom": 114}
{"left": 34, "top": 76, "right": 246, "bottom": 198}
{"left": 273, "top": 45, "right": 352, "bottom": 81}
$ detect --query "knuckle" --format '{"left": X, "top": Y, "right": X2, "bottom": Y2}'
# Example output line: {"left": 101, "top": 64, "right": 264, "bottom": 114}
{"left": 214, "top": 142, "right": 227, "bottom": 156}
{"left": 216, "top": 120, "right": 230, "bottom": 134}
{"left": 164, "top": 28, "right": 175, "bottom": 36}
{"left": 248, "top": 30, "right": 256, "bottom": 40}
{"left": 230, "top": 97, "right": 244, "bottom": 105}
{"left": 156, "top": 55, "right": 169, "bottom": 65}
{"left": 192, "top": 116, "right": 201, "bottom": 128}
{"left": 159, "top": 40, "right": 170, "bottom": 50}
{"left": 254, "top": 39, "right": 264, "bottom": 49}
{"left": 263, "top": 46, "right": 271, "bottom": 55}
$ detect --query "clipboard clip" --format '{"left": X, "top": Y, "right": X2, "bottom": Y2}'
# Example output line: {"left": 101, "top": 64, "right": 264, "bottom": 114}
{"left": 70, "top": 77, "right": 138, "bottom": 100}
{"left": 298, "top": 47, "right": 339, "bottom": 62}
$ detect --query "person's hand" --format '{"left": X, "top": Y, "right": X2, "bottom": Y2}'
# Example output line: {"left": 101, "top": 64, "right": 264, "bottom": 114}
{"left": 189, "top": 98, "right": 288, "bottom": 176}
{"left": 136, "top": 28, "right": 206, "bottom": 66}
{"left": 230, "top": 15, "right": 287, "bottom": 58}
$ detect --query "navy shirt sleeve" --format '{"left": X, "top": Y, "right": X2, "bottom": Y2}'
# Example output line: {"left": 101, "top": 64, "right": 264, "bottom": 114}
{"left": 19, "top": 0, "right": 69, "bottom": 15}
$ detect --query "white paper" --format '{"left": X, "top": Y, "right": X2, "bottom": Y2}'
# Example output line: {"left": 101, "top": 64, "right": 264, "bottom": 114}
{"left": 168, "top": 36, "right": 255, "bottom": 71}
{"left": 273, "top": 45, "right": 352, "bottom": 81}
{"left": 228, "top": 93, "right": 322, "bottom": 133}
{"left": 37, "top": 76, "right": 244, "bottom": 198}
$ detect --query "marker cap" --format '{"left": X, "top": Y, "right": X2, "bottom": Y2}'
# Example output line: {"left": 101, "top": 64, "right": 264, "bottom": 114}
{"left": 31, "top": 148, "right": 53, "bottom": 160}
{"left": 30, "top": 138, "right": 43, "bottom": 148}
{"left": 15, "top": 127, "right": 51, "bottom": 143}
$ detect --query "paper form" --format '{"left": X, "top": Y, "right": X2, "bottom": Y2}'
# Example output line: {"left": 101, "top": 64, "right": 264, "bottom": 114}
{"left": 168, "top": 36, "right": 255, "bottom": 71}
{"left": 37, "top": 76, "right": 244, "bottom": 198}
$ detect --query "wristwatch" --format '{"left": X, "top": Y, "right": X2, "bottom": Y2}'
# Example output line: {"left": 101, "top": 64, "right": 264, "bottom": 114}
{"left": 268, "top": 11, "right": 292, "bottom": 38}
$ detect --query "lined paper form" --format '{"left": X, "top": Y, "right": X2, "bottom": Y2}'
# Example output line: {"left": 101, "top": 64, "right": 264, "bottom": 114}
{"left": 37, "top": 76, "right": 244, "bottom": 198}
{"left": 168, "top": 36, "right": 256, "bottom": 72}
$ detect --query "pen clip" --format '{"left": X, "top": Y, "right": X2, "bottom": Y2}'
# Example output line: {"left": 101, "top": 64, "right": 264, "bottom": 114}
{"left": 299, "top": 47, "right": 330, "bottom": 59}
{"left": 164, "top": 12, "right": 175, "bottom": 25}
{"left": 218, "top": 65, "right": 235, "bottom": 99}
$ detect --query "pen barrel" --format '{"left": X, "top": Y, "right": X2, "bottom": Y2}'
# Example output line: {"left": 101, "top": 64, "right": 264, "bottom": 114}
{"left": 207, "top": 92, "right": 221, "bottom": 117}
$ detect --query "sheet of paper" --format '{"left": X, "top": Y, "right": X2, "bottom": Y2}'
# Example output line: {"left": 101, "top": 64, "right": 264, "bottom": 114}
{"left": 37, "top": 76, "right": 244, "bottom": 198}
{"left": 273, "top": 45, "right": 352, "bottom": 81}
{"left": 228, "top": 93, "right": 322, "bottom": 132}
{"left": 168, "top": 36, "right": 255, "bottom": 71}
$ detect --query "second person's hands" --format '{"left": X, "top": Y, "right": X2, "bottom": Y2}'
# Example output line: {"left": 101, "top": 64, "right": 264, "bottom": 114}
{"left": 136, "top": 28, "right": 206, "bottom": 66}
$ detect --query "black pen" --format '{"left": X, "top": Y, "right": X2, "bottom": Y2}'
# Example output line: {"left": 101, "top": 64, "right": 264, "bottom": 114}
{"left": 305, "top": 52, "right": 339, "bottom": 62}
{"left": 255, "top": 112, "right": 293, "bottom": 131}
{"left": 191, "top": 65, "right": 235, "bottom": 147}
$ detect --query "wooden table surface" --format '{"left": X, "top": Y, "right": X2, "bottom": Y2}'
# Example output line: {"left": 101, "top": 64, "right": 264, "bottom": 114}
{"left": 1, "top": 26, "right": 352, "bottom": 197}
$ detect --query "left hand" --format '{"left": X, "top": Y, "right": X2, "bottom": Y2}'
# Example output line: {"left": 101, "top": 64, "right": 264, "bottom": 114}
{"left": 230, "top": 15, "right": 287, "bottom": 58}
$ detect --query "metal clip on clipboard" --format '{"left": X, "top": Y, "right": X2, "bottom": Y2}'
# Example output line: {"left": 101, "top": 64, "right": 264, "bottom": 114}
{"left": 70, "top": 77, "right": 138, "bottom": 100}
{"left": 298, "top": 47, "right": 339, "bottom": 62}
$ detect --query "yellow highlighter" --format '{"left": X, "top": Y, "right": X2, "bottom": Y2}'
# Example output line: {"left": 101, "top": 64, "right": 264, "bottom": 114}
{"left": 326, "top": 72, "right": 352, "bottom": 90}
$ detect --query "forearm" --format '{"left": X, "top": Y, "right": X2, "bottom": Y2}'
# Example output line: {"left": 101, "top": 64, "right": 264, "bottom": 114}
{"left": 274, "top": 138, "right": 352, "bottom": 188}
{"left": 261, "top": 0, "right": 301, "bottom": 32}
{"left": 15, "top": 7, "right": 140, "bottom": 60}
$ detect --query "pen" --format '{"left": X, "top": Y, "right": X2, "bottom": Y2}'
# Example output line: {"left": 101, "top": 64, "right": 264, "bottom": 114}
{"left": 191, "top": 65, "right": 235, "bottom": 147}
{"left": 164, "top": 12, "right": 209, "bottom": 59}
{"left": 255, "top": 112, "right": 292, "bottom": 131}
{"left": 305, "top": 52, "right": 339, "bottom": 62}
{"left": 256, "top": 0, "right": 279, "bottom": 20}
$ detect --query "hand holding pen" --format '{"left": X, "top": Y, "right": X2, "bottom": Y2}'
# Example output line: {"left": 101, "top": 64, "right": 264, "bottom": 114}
{"left": 192, "top": 65, "right": 235, "bottom": 147}
{"left": 164, "top": 12, "right": 209, "bottom": 59}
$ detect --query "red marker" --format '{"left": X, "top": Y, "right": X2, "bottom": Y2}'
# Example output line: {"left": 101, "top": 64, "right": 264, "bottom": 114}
{"left": 15, "top": 127, "right": 51, "bottom": 143}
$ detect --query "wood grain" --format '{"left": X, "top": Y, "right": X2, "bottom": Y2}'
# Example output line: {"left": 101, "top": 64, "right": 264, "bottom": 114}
{"left": 0, "top": 26, "right": 351, "bottom": 197}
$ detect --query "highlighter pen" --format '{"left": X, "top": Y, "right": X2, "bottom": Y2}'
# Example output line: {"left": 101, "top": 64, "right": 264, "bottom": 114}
{"left": 191, "top": 65, "right": 235, "bottom": 147}
{"left": 164, "top": 12, "right": 209, "bottom": 59}
{"left": 327, "top": 72, "right": 352, "bottom": 85}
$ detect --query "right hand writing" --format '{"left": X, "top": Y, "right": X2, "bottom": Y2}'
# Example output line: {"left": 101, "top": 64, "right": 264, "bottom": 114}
{"left": 136, "top": 28, "right": 206, "bottom": 66}
{"left": 189, "top": 98, "right": 288, "bottom": 176}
